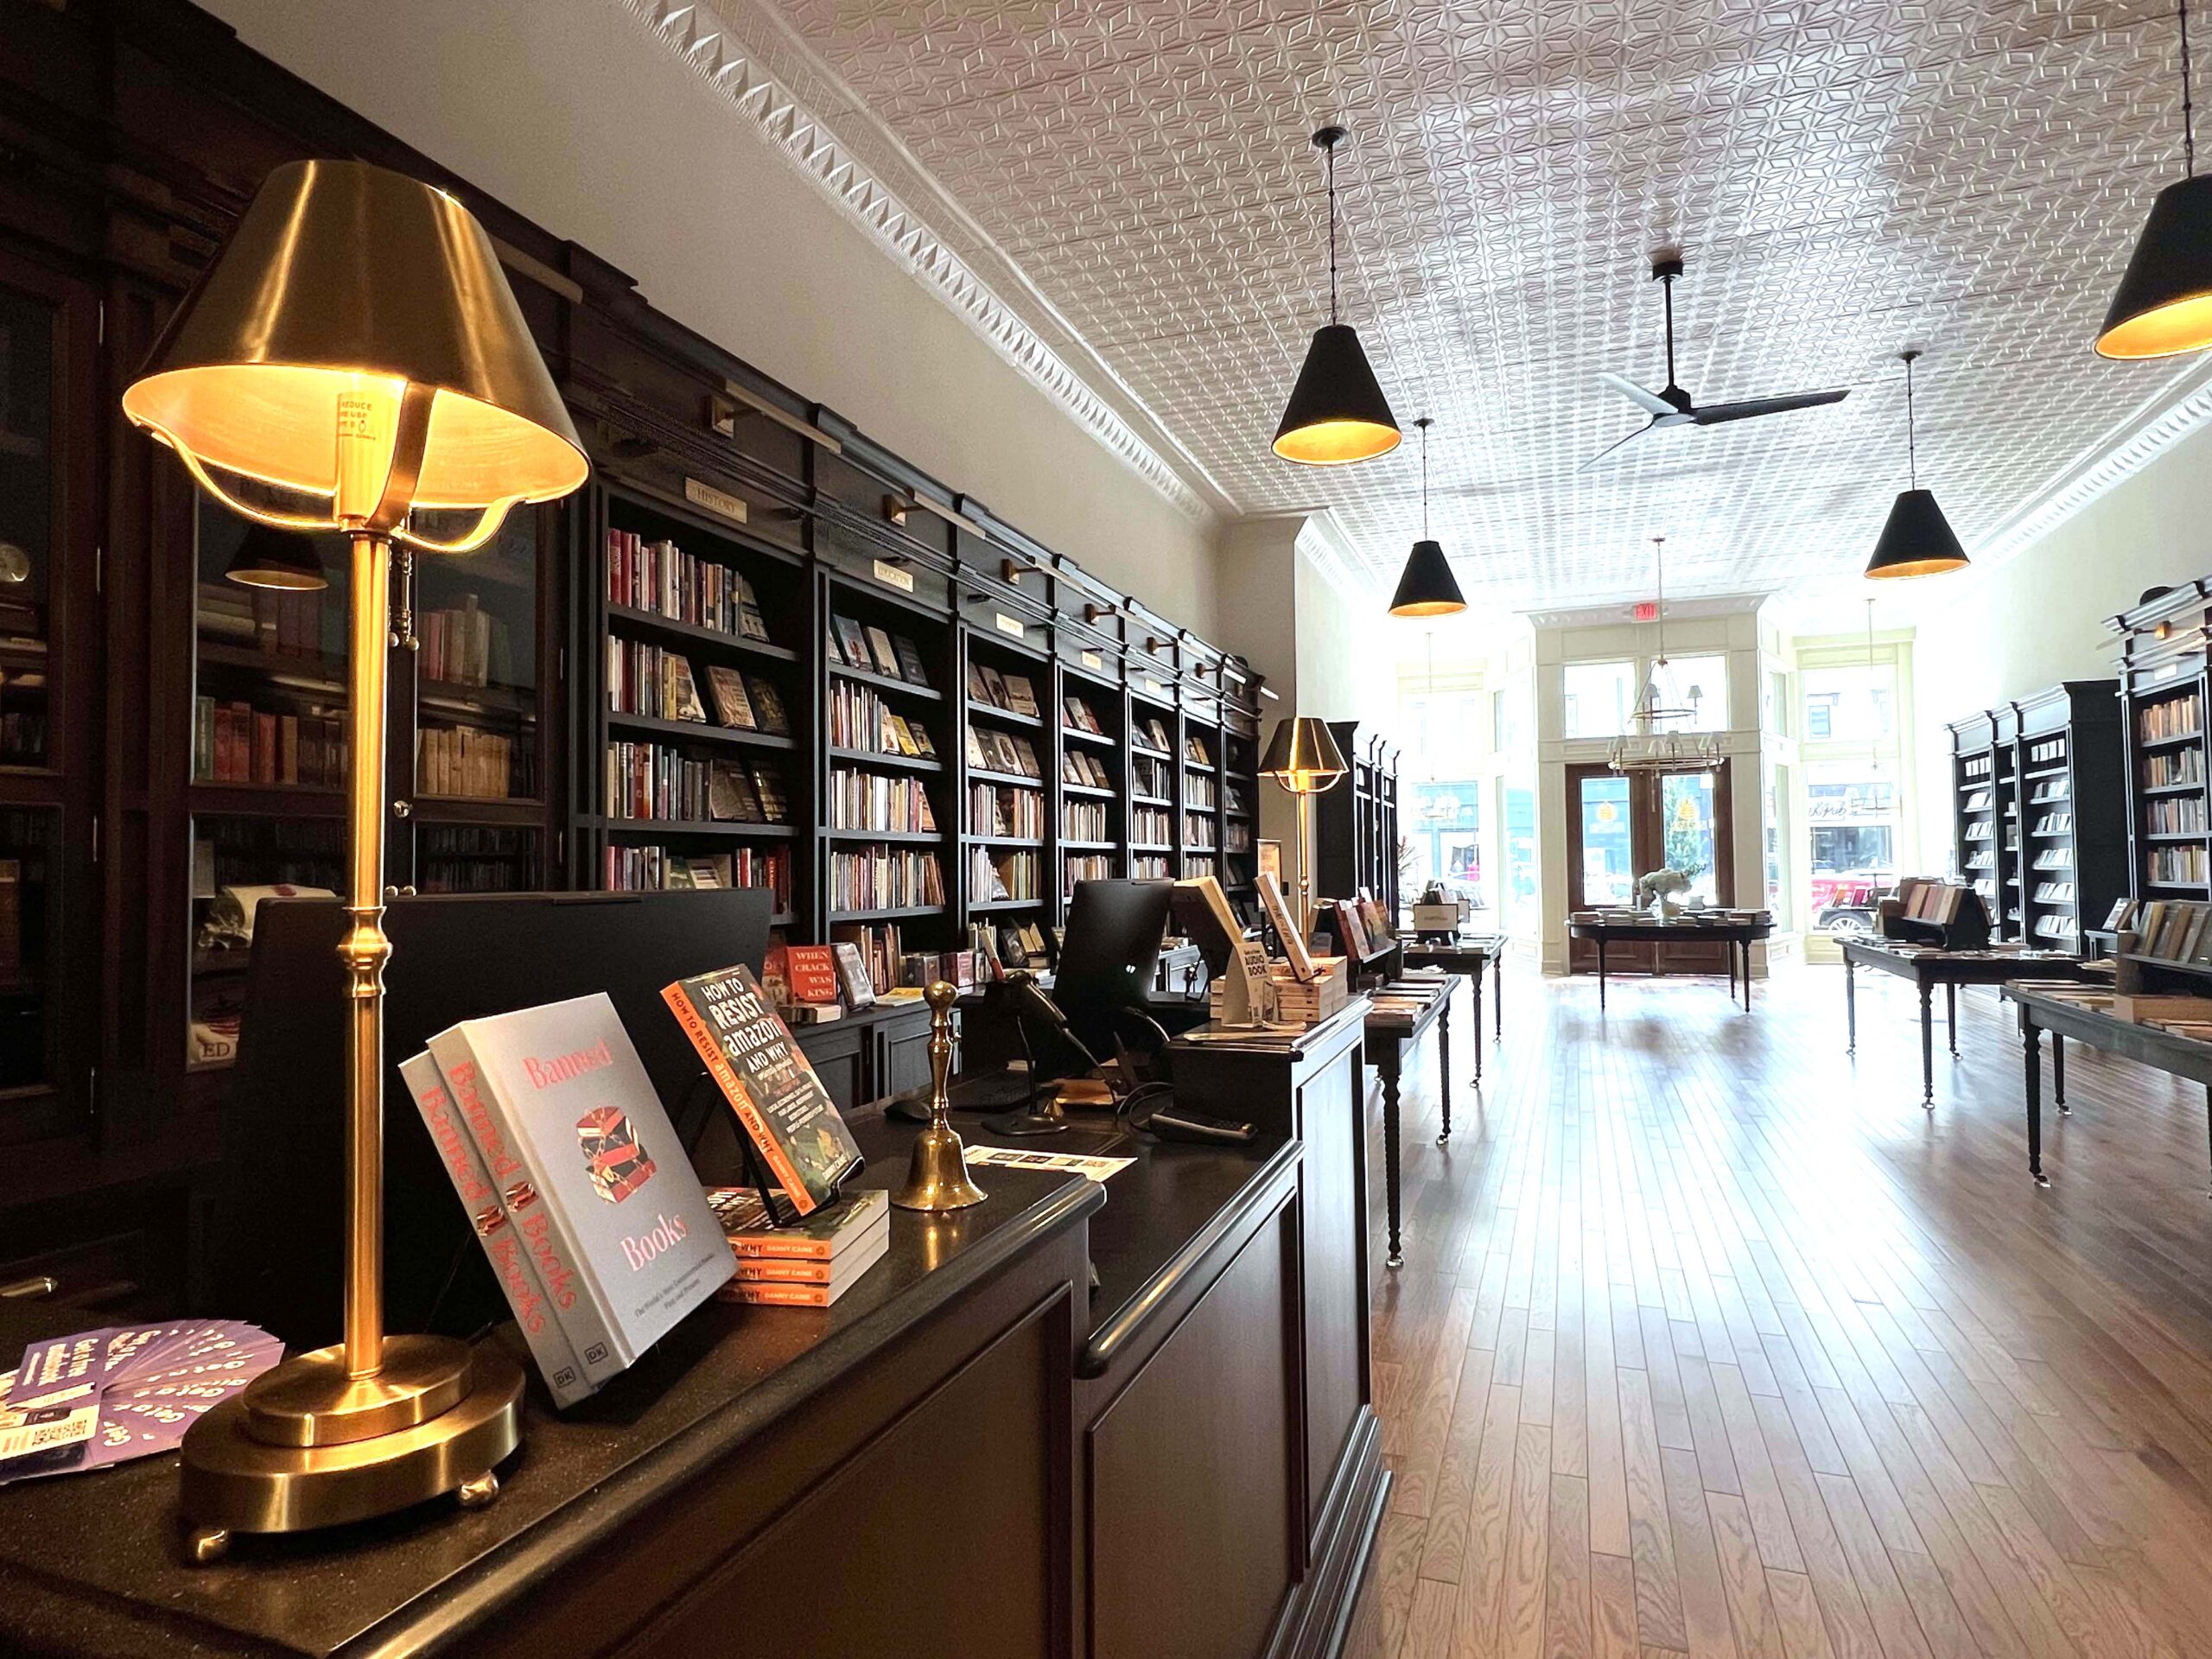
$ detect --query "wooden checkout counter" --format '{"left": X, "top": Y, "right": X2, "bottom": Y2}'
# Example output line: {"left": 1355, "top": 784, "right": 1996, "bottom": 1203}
{"left": 0, "top": 1001, "right": 1383, "bottom": 1659}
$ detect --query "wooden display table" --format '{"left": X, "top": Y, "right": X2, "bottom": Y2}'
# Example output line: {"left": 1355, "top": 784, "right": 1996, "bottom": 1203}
{"left": 1402, "top": 931, "right": 1509, "bottom": 1057}
{"left": 1567, "top": 915, "right": 1774, "bottom": 1011}
{"left": 1839, "top": 938, "right": 2094, "bottom": 1106}
{"left": 1361, "top": 982, "right": 1452, "bottom": 1271}
{"left": 2003, "top": 982, "right": 2212, "bottom": 1188}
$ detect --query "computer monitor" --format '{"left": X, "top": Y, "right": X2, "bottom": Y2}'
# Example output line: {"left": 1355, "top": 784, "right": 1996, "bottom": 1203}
{"left": 212, "top": 887, "right": 773, "bottom": 1348}
{"left": 1052, "top": 879, "right": 1174, "bottom": 1060}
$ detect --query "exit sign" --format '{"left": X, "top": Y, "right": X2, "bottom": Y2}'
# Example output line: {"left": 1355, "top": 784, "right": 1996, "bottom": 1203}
{"left": 1632, "top": 601, "right": 1658, "bottom": 622}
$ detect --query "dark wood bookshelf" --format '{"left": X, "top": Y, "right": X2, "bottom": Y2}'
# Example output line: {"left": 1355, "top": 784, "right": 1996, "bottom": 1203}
{"left": 2110, "top": 585, "right": 2212, "bottom": 907}
{"left": 0, "top": 1, "right": 1267, "bottom": 1306}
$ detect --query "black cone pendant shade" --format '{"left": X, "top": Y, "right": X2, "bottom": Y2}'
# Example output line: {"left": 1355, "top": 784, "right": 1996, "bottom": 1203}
{"left": 1276, "top": 323, "right": 1402, "bottom": 465}
{"left": 1388, "top": 416, "right": 1466, "bottom": 615}
{"left": 2097, "top": 173, "right": 2212, "bottom": 358}
{"left": 2097, "top": 1, "right": 2212, "bottom": 358}
{"left": 1274, "top": 127, "right": 1400, "bottom": 467}
{"left": 1865, "top": 488, "right": 1967, "bottom": 579}
{"left": 1865, "top": 350, "right": 1967, "bottom": 580}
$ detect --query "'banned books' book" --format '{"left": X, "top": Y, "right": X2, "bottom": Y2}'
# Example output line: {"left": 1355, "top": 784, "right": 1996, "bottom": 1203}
{"left": 399, "top": 1052, "right": 601, "bottom": 1405}
{"left": 662, "top": 963, "right": 864, "bottom": 1215}
{"left": 426, "top": 995, "right": 730, "bottom": 1373}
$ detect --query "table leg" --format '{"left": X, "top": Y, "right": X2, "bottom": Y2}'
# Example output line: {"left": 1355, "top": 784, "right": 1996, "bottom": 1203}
{"left": 2024, "top": 1014, "right": 2047, "bottom": 1185}
{"left": 1494, "top": 953, "right": 1503, "bottom": 1041}
{"left": 1845, "top": 956, "right": 1857, "bottom": 1052}
{"left": 2053, "top": 1033, "right": 2067, "bottom": 1113}
{"left": 1471, "top": 963, "right": 1484, "bottom": 1084}
{"left": 1945, "top": 982, "right": 1958, "bottom": 1056}
{"left": 2204, "top": 1084, "right": 2211, "bottom": 1198}
{"left": 1727, "top": 939, "right": 1739, "bottom": 1007}
{"left": 1743, "top": 940, "right": 1753, "bottom": 1013}
{"left": 1597, "top": 937, "right": 1608, "bottom": 1012}
{"left": 1437, "top": 995, "right": 1453, "bottom": 1147}
{"left": 1382, "top": 1048, "right": 1404, "bottom": 1269}
{"left": 1918, "top": 982, "right": 1935, "bottom": 1109}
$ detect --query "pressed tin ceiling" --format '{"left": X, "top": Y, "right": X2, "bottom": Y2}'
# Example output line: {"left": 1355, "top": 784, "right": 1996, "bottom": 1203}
{"left": 625, "top": 0, "right": 2208, "bottom": 609}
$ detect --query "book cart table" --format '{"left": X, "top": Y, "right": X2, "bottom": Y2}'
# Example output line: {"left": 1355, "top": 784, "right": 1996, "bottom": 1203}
{"left": 1362, "top": 981, "right": 1452, "bottom": 1270}
{"left": 1402, "top": 931, "right": 1508, "bottom": 1065}
{"left": 1839, "top": 938, "right": 2094, "bottom": 1107}
{"left": 1567, "top": 916, "right": 1773, "bottom": 1012}
{"left": 2003, "top": 982, "right": 2212, "bottom": 1188}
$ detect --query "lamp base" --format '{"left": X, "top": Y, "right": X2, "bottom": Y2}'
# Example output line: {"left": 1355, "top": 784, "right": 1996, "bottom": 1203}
{"left": 178, "top": 1340, "right": 523, "bottom": 1557}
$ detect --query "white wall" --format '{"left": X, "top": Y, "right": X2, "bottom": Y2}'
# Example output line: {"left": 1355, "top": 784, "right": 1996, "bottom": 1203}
{"left": 201, "top": 0, "right": 1219, "bottom": 632}
{"left": 1898, "top": 420, "right": 2212, "bottom": 858}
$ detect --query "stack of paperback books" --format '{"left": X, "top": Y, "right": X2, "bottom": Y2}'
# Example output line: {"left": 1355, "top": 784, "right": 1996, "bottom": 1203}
{"left": 402, "top": 994, "right": 731, "bottom": 1407}
{"left": 710, "top": 1187, "right": 890, "bottom": 1306}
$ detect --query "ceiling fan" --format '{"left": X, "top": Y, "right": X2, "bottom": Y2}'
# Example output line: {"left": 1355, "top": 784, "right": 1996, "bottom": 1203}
{"left": 1584, "top": 251, "right": 1849, "bottom": 470}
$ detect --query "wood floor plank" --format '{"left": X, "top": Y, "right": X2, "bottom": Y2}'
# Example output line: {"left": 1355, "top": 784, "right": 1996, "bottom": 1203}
{"left": 1341, "top": 963, "right": 2212, "bottom": 1659}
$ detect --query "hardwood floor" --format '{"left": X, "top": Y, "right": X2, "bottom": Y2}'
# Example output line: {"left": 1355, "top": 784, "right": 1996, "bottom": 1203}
{"left": 1338, "top": 957, "right": 2212, "bottom": 1659}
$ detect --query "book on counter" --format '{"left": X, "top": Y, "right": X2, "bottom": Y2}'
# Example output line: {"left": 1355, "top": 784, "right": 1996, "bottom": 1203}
{"left": 662, "top": 963, "right": 865, "bottom": 1216}
{"left": 399, "top": 1052, "right": 602, "bottom": 1405}
{"left": 709, "top": 1184, "right": 890, "bottom": 1309}
{"left": 424, "top": 995, "right": 732, "bottom": 1376}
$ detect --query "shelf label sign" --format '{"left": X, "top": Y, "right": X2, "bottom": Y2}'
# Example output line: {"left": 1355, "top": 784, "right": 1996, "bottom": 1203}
{"left": 683, "top": 476, "right": 748, "bottom": 524}
{"left": 871, "top": 558, "right": 915, "bottom": 594}
{"left": 1145, "top": 677, "right": 1166, "bottom": 697}
{"left": 1080, "top": 650, "right": 1103, "bottom": 671}
{"left": 995, "top": 613, "right": 1026, "bottom": 639}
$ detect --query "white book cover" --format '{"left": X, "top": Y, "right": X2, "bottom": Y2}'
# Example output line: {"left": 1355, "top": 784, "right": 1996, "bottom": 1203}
{"left": 429, "top": 995, "right": 730, "bottom": 1370}
{"left": 397, "top": 1052, "right": 597, "bottom": 1407}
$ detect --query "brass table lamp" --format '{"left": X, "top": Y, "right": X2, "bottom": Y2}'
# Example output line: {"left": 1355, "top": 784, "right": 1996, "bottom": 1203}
{"left": 893, "top": 982, "right": 987, "bottom": 1212}
{"left": 124, "top": 160, "right": 588, "bottom": 1557}
{"left": 1260, "top": 717, "right": 1349, "bottom": 938}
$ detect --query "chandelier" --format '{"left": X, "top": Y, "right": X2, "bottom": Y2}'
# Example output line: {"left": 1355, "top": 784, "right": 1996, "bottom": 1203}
{"left": 1609, "top": 537, "right": 1722, "bottom": 775}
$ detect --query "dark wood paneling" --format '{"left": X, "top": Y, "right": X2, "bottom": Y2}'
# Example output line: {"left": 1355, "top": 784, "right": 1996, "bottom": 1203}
{"left": 1087, "top": 1202, "right": 1297, "bottom": 1659}
{"left": 1296, "top": 1046, "right": 1367, "bottom": 1541}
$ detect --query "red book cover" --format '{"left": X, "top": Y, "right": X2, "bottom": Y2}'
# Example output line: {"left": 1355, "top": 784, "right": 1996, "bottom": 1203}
{"left": 785, "top": 944, "right": 840, "bottom": 1007}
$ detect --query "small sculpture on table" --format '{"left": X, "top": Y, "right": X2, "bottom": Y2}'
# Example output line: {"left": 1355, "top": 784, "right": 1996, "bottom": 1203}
{"left": 1635, "top": 867, "right": 1691, "bottom": 918}
{"left": 893, "top": 982, "right": 987, "bottom": 1213}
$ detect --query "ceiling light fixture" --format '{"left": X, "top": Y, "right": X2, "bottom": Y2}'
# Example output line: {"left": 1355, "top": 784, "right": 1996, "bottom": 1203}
{"left": 1388, "top": 416, "right": 1465, "bottom": 616}
{"left": 1273, "top": 126, "right": 1400, "bottom": 467}
{"left": 1865, "top": 350, "right": 1968, "bottom": 579}
{"left": 1610, "top": 537, "right": 1720, "bottom": 776}
{"left": 2097, "top": 0, "right": 2212, "bottom": 357}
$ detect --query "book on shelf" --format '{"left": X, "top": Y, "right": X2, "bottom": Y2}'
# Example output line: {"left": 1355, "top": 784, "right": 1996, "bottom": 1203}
{"left": 978, "top": 664, "right": 1008, "bottom": 707}
{"left": 423, "top": 995, "right": 731, "bottom": 1375}
{"left": 830, "top": 941, "right": 878, "bottom": 1009}
{"left": 866, "top": 626, "right": 901, "bottom": 679}
{"left": 747, "top": 675, "right": 789, "bottom": 735}
{"left": 1001, "top": 674, "right": 1039, "bottom": 719}
{"left": 893, "top": 636, "right": 930, "bottom": 686}
{"left": 833, "top": 616, "right": 871, "bottom": 668}
{"left": 704, "top": 664, "right": 755, "bottom": 729}
{"left": 784, "top": 944, "right": 842, "bottom": 1009}
{"left": 662, "top": 963, "right": 865, "bottom": 1215}
{"left": 734, "top": 571, "right": 770, "bottom": 644}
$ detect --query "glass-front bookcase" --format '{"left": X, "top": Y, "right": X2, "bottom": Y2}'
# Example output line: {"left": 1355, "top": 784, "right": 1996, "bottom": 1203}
{"left": 185, "top": 499, "right": 557, "bottom": 1071}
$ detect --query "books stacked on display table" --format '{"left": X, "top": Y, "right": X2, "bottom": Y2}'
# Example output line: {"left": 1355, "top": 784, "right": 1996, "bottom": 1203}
{"left": 709, "top": 1187, "right": 891, "bottom": 1308}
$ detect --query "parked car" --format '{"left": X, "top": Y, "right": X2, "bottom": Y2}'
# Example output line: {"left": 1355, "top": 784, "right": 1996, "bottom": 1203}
{"left": 1810, "top": 870, "right": 1895, "bottom": 936}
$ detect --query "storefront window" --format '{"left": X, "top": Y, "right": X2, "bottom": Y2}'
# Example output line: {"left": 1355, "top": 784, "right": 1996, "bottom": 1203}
{"left": 1563, "top": 660, "right": 1637, "bottom": 739}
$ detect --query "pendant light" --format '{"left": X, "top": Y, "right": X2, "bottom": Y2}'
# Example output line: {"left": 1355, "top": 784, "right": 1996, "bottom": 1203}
{"left": 1389, "top": 416, "right": 1466, "bottom": 615}
{"left": 1865, "top": 350, "right": 1968, "bottom": 579}
{"left": 1273, "top": 126, "right": 1401, "bottom": 467}
{"left": 2098, "top": 0, "right": 2212, "bottom": 357}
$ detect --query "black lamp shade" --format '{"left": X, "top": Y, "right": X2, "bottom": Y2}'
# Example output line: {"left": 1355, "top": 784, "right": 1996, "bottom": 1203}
{"left": 1864, "top": 486, "right": 1968, "bottom": 579}
{"left": 1259, "top": 716, "right": 1348, "bottom": 793}
{"left": 1273, "top": 323, "right": 1401, "bottom": 466}
{"left": 2097, "top": 174, "right": 2212, "bottom": 359}
{"left": 1389, "top": 538, "right": 1466, "bottom": 616}
{"left": 225, "top": 526, "right": 329, "bottom": 591}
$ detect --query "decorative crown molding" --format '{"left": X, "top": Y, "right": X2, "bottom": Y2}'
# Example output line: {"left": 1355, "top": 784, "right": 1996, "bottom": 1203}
{"left": 1966, "top": 353, "right": 2212, "bottom": 575}
{"left": 609, "top": 0, "right": 1222, "bottom": 526}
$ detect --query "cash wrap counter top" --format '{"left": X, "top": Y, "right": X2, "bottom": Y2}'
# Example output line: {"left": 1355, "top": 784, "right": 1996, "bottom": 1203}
{"left": 0, "top": 1017, "right": 1383, "bottom": 1659}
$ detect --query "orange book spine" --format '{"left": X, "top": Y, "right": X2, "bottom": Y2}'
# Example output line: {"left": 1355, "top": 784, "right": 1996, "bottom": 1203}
{"left": 728, "top": 1235, "right": 836, "bottom": 1262}
{"left": 660, "top": 983, "right": 818, "bottom": 1213}
{"left": 719, "top": 1280, "right": 833, "bottom": 1307}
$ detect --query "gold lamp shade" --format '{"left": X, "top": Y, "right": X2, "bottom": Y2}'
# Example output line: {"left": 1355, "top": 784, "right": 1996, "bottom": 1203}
{"left": 123, "top": 159, "right": 587, "bottom": 547}
{"left": 1261, "top": 716, "right": 1348, "bottom": 794}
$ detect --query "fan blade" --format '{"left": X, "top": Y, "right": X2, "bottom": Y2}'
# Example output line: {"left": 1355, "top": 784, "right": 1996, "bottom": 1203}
{"left": 1580, "top": 422, "right": 1656, "bottom": 472}
{"left": 1599, "top": 372, "right": 1679, "bottom": 418}
{"left": 1688, "top": 389, "right": 1849, "bottom": 425}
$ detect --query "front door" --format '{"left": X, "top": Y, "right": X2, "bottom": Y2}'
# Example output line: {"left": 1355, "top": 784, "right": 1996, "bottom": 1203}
{"left": 1565, "top": 761, "right": 1734, "bottom": 975}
